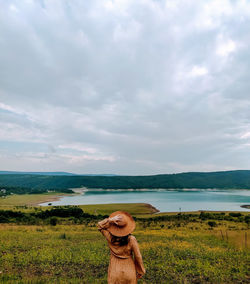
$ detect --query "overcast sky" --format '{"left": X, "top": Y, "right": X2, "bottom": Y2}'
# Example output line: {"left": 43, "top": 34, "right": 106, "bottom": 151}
{"left": 1, "top": 0, "right": 250, "bottom": 175}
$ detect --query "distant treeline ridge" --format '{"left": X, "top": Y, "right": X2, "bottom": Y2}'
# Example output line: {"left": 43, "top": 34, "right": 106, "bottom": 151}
{"left": 0, "top": 185, "right": 73, "bottom": 196}
{"left": 1, "top": 170, "right": 250, "bottom": 193}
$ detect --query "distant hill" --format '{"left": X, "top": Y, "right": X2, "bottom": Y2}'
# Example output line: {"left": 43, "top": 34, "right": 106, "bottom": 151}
{"left": 0, "top": 170, "right": 250, "bottom": 191}
{"left": 0, "top": 171, "right": 76, "bottom": 176}
{"left": 0, "top": 171, "right": 117, "bottom": 176}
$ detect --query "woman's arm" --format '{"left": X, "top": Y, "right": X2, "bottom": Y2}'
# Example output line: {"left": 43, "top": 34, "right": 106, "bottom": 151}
{"left": 97, "top": 218, "right": 110, "bottom": 231}
{"left": 98, "top": 218, "right": 112, "bottom": 242}
{"left": 97, "top": 215, "right": 123, "bottom": 242}
{"left": 131, "top": 236, "right": 146, "bottom": 278}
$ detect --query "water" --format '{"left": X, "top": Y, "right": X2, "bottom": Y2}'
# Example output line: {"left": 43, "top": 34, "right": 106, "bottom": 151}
{"left": 40, "top": 189, "right": 250, "bottom": 212}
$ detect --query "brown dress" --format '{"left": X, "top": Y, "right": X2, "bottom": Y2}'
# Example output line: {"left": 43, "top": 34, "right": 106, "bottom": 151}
{"left": 98, "top": 218, "right": 146, "bottom": 284}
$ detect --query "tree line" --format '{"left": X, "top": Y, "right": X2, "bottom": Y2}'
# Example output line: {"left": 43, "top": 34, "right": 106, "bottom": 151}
{"left": 0, "top": 206, "right": 249, "bottom": 226}
{"left": 0, "top": 206, "right": 107, "bottom": 225}
{"left": 1, "top": 170, "right": 250, "bottom": 191}
{"left": 0, "top": 185, "right": 73, "bottom": 197}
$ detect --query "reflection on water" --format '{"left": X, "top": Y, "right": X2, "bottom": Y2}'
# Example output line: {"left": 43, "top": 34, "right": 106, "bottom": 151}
{"left": 40, "top": 189, "right": 250, "bottom": 212}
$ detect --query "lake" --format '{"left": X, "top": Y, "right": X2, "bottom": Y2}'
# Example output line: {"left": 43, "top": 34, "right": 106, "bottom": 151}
{"left": 40, "top": 189, "right": 250, "bottom": 212}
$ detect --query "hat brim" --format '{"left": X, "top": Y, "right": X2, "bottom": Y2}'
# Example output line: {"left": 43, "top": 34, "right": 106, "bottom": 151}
{"left": 108, "top": 211, "right": 136, "bottom": 237}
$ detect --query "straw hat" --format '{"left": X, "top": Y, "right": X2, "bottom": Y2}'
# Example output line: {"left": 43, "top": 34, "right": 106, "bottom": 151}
{"left": 108, "top": 211, "right": 136, "bottom": 237}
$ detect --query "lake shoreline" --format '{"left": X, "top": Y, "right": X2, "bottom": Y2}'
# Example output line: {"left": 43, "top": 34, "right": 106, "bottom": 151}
{"left": 144, "top": 203, "right": 160, "bottom": 213}
{"left": 37, "top": 197, "right": 248, "bottom": 214}
{"left": 71, "top": 187, "right": 250, "bottom": 192}
{"left": 1, "top": 191, "right": 249, "bottom": 215}
{"left": 33, "top": 192, "right": 81, "bottom": 206}
{"left": 33, "top": 195, "right": 64, "bottom": 206}
{"left": 37, "top": 188, "right": 250, "bottom": 213}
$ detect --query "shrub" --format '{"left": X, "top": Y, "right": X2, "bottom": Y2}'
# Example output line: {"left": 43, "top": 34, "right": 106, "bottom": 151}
{"left": 59, "top": 233, "right": 67, "bottom": 239}
{"left": 229, "top": 213, "right": 242, "bottom": 217}
{"left": 0, "top": 215, "right": 9, "bottom": 223}
{"left": 208, "top": 221, "right": 217, "bottom": 227}
{"left": 244, "top": 215, "right": 250, "bottom": 224}
{"left": 50, "top": 217, "right": 58, "bottom": 226}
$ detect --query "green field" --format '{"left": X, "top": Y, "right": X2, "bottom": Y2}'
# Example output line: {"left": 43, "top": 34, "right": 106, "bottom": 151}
{"left": 0, "top": 193, "right": 71, "bottom": 207}
{"left": 0, "top": 203, "right": 249, "bottom": 283}
{"left": 0, "top": 199, "right": 157, "bottom": 217}
{"left": 0, "top": 193, "right": 158, "bottom": 216}
{"left": 77, "top": 203, "right": 158, "bottom": 215}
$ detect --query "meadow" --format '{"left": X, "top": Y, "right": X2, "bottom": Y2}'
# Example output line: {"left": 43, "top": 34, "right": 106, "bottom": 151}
{"left": 0, "top": 192, "right": 73, "bottom": 207}
{"left": 0, "top": 203, "right": 249, "bottom": 283}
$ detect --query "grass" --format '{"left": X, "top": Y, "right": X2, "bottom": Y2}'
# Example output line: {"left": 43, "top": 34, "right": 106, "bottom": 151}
{"left": 0, "top": 200, "right": 249, "bottom": 283}
{"left": 0, "top": 193, "right": 70, "bottom": 207}
{"left": 0, "top": 202, "right": 156, "bottom": 217}
{"left": 0, "top": 216, "right": 249, "bottom": 283}
{"left": 0, "top": 193, "right": 158, "bottom": 216}
{"left": 78, "top": 203, "right": 157, "bottom": 215}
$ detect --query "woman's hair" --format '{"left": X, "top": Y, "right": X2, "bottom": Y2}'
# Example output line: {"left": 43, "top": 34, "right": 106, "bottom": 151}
{"left": 111, "top": 234, "right": 130, "bottom": 246}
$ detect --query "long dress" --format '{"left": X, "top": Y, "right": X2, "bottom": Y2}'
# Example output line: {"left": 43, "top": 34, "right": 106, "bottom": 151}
{"left": 98, "top": 218, "right": 146, "bottom": 284}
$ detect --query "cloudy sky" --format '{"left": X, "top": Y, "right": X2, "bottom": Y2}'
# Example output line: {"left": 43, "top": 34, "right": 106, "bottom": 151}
{"left": 1, "top": 0, "right": 250, "bottom": 175}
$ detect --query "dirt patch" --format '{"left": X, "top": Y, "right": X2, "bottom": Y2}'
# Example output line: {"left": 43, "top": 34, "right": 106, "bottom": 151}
{"left": 144, "top": 203, "right": 160, "bottom": 213}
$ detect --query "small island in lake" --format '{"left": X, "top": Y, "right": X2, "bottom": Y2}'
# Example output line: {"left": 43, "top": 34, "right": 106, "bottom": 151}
{"left": 241, "top": 205, "right": 250, "bottom": 209}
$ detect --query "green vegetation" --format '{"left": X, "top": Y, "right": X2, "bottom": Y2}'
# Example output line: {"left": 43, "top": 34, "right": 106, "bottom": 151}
{"left": 0, "top": 204, "right": 249, "bottom": 225}
{"left": 0, "top": 204, "right": 158, "bottom": 225}
{"left": 0, "top": 206, "right": 105, "bottom": 225}
{"left": 0, "top": 185, "right": 73, "bottom": 197}
{"left": 0, "top": 193, "right": 71, "bottom": 207}
{"left": 1, "top": 170, "right": 250, "bottom": 191}
{"left": 0, "top": 206, "right": 249, "bottom": 283}
{"left": 0, "top": 198, "right": 156, "bottom": 215}
{"left": 78, "top": 203, "right": 158, "bottom": 215}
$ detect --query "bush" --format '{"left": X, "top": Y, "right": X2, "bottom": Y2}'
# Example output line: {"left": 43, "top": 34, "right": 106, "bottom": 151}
{"left": 208, "top": 221, "right": 217, "bottom": 227}
{"left": 245, "top": 215, "right": 250, "bottom": 224}
{"left": 0, "top": 215, "right": 9, "bottom": 223}
{"left": 229, "top": 213, "right": 242, "bottom": 217}
{"left": 35, "top": 206, "right": 87, "bottom": 219}
{"left": 59, "top": 233, "right": 67, "bottom": 239}
{"left": 50, "top": 217, "right": 58, "bottom": 226}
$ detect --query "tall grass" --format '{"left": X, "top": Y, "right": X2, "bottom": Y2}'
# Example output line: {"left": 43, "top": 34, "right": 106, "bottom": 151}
{"left": 0, "top": 220, "right": 249, "bottom": 283}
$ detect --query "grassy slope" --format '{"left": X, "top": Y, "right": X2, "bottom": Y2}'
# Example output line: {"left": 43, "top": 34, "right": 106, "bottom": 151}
{"left": 0, "top": 203, "right": 249, "bottom": 283}
{"left": 0, "top": 221, "right": 249, "bottom": 283}
{"left": 0, "top": 196, "right": 157, "bottom": 216}
{"left": 0, "top": 193, "right": 71, "bottom": 207}
{"left": 0, "top": 193, "right": 248, "bottom": 216}
{"left": 78, "top": 203, "right": 158, "bottom": 215}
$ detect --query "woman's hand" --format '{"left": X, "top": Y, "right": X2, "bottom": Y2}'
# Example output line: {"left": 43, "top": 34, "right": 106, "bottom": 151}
{"left": 109, "top": 215, "right": 123, "bottom": 225}
{"left": 136, "top": 272, "right": 143, "bottom": 279}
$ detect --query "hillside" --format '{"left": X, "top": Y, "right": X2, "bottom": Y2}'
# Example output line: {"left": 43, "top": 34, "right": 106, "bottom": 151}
{"left": 0, "top": 170, "right": 250, "bottom": 190}
{"left": 0, "top": 171, "right": 76, "bottom": 176}
{"left": 0, "top": 171, "right": 117, "bottom": 176}
{"left": 0, "top": 208, "right": 249, "bottom": 283}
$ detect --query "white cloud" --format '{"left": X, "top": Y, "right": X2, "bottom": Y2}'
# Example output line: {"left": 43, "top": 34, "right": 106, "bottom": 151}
{"left": 58, "top": 143, "right": 98, "bottom": 154}
{"left": 0, "top": 121, "right": 45, "bottom": 142}
{"left": 113, "top": 20, "right": 141, "bottom": 42}
{"left": 1, "top": 0, "right": 250, "bottom": 174}
{"left": 0, "top": 102, "right": 16, "bottom": 113}
{"left": 61, "top": 153, "right": 116, "bottom": 163}
{"left": 9, "top": 4, "right": 18, "bottom": 12}
{"left": 240, "top": 132, "right": 250, "bottom": 139}
{"left": 189, "top": 66, "right": 208, "bottom": 77}
{"left": 0, "top": 102, "right": 24, "bottom": 115}
{"left": 216, "top": 38, "right": 236, "bottom": 57}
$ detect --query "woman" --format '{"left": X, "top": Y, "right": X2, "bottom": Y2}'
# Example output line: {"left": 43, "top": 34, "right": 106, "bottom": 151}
{"left": 98, "top": 211, "right": 146, "bottom": 284}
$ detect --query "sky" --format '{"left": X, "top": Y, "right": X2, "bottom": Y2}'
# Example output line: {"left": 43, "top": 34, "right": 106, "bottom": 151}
{"left": 1, "top": 0, "right": 250, "bottom": 175}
